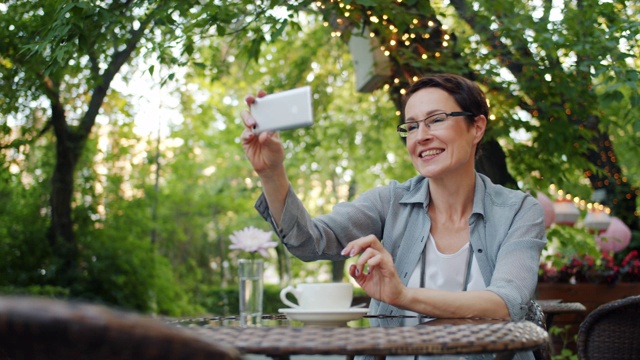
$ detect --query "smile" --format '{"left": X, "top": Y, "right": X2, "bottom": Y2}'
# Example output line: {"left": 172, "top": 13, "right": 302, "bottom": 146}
{"left": 420, "top": 149, "right": 443, "bottom": 158}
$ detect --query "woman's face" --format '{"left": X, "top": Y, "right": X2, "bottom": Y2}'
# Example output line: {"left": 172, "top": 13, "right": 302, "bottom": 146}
{"left": 404, "top": 87, "right": 486, "bottom": 180}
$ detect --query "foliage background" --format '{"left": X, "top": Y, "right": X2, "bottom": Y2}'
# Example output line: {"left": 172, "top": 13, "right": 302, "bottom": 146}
{"left": 1, "top": 0, "right": 639, "bottom": 315}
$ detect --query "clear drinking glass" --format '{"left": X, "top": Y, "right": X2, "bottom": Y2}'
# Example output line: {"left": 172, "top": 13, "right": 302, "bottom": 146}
{"left": 238, "top": 258, "right": 264, "bottom": 327}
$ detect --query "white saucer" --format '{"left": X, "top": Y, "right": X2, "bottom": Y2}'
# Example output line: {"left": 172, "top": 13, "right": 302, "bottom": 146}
{"left": 278, "top": 308, "right": 369, "bottom": 326}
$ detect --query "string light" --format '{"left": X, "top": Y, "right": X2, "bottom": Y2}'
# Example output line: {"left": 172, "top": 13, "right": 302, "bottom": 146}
{"left": 550, "top": 185, "right": 612, "bottom": 213}
{"left": 323, "top": 0, "right": 464, "bottom": 127}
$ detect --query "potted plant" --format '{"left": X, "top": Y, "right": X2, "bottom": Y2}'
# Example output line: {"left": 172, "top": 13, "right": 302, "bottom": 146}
{"left": 535, "top": 204, "right": 639, "bottom": 355}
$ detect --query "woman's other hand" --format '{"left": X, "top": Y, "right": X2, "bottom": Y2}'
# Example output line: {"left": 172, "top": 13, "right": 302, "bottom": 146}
{"left": 341, "top": 235, "right": 407, "bottom": 307}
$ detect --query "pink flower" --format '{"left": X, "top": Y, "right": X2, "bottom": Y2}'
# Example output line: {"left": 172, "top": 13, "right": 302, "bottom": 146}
{"left": 229, "top": 226, "right": 278, "bottom": 258}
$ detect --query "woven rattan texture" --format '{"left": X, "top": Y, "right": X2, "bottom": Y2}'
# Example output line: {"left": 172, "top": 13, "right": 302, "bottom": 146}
{"left": 577, "top": 295, "right": 640, "bottom": 360}
{"left": 539, "top": 302, "right": 587, "bottom": 315}
{"left": 186, "top": 321, "right": 548, "bottom": 357}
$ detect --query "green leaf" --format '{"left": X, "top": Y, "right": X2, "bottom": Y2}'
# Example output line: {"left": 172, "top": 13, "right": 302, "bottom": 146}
{"left": 271, "top": 19, "right": 289, "bottom": 41}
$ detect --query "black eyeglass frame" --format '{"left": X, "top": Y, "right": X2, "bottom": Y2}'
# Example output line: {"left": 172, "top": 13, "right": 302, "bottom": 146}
{"left": 396, "top": 111, "right": 475, "bottom": 138}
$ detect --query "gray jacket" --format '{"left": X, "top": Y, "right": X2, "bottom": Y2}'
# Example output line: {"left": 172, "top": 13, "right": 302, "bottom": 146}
{"left": 256, "top": 172, "right": 547, "bottom": 321}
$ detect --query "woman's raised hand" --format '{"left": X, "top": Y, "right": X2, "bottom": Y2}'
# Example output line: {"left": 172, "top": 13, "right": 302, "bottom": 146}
{"left": 240, "top": 91, "right": 285, "bottom": 176}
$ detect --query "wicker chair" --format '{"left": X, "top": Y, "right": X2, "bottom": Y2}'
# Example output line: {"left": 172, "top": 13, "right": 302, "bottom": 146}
{"left": 577, "top": 295, "right": 640, "bottom": 360}
{"left": 526, "top": 300, "right": 552, "bottom": 360}
{"left": 0, "top": 296, "right": 241, "bottom": 360}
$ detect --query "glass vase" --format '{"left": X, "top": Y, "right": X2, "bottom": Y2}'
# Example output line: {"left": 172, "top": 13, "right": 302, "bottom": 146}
{"left": 238, "top": 258, "right": 264, "bottom": 327}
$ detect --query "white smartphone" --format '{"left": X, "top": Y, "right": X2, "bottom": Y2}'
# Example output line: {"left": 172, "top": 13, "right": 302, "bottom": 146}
{"left": 250, "top": 86, "right": 314, "bottom": 133}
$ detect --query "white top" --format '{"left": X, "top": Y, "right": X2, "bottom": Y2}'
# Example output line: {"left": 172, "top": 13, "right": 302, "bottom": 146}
{"left": 391, "top": 235, "right": 486, "bottom": 360}
{"left": 407, "top": 234, "right": 485, "bottom": 292}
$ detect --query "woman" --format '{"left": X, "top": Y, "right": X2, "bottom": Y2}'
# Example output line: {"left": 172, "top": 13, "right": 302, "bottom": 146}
{"left": 240, "top": 74, "right": 546, "bottom": 325}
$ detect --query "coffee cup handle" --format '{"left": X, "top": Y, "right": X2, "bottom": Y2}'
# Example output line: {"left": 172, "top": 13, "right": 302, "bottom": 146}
{"left": 280, "top": 285, "right": 300, "bottom": 308}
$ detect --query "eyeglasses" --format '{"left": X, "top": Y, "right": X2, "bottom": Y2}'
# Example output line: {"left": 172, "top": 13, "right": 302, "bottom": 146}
{"left": 396, "top": 111, "right": 474, "bottom": 138}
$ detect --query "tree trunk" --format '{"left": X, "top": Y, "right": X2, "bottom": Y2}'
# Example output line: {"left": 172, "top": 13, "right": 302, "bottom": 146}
{"left": 47, "top": 97, "right": 81, "bottom": 283}
{"left": 41, "top": 6, "right": 156, "bottom": 284}
{"left": 475, "top": 139, "right": 518, "bottom": 189}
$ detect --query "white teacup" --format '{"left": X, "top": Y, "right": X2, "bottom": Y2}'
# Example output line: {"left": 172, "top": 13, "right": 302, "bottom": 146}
{"left": 280, "top": 282, "right": 353, "bottom": 310}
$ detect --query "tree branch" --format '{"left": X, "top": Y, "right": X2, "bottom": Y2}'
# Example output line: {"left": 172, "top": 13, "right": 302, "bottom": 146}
{"left": 79, "top": 2, "right": 166, "bottom": 138}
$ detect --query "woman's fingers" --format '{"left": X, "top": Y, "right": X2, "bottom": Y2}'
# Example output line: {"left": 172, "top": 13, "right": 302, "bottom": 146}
{"left": 341, "top": 234, "right": 383, "bottom": 257}
{"left": 244, "top": 90, "right": 267, "bottom": 106}
{"left": 243, "top": 90, "right": 267, "bottom": 126}
{"left": 343, "top": 235, "right": 405, "bottom": 306}
{"left": 340, "top": 235, "right": 387, "bottom": 276}
{"left": 346, "top": 246, "right": 382, "bottom": 277}
{"left": 241, "top": 110, "right": 256, "bottom": 129}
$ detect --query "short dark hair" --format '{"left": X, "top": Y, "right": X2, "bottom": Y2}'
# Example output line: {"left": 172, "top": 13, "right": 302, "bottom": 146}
{"left": 402, "top": 73, "right": 489, "bottom": 127}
